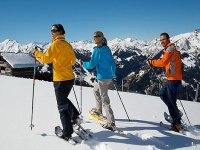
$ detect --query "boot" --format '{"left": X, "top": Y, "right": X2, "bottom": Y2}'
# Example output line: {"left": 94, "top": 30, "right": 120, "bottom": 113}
{"left": 102, "top": 122, "right": 116, "bottom": 131}
{"left": 72, "top": 116, "right": 83, "bottom": 126}
{"left": 170, "top": 123, "right": 183, "bottom": 132}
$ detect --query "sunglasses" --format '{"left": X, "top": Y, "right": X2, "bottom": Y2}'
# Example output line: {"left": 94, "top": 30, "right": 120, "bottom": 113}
{"left": 94, "top": 35, "right": 101, "bottom": 38}
{"left": 51, "top": 29, "right": 59, "bottom": 33}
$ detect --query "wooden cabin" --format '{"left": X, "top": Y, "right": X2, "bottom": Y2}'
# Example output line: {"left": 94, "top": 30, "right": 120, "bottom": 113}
{"left": 0, "top": 52, "right": 40, "bottom": 78}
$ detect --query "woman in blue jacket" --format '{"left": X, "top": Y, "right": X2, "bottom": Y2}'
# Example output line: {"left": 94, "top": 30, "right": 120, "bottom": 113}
{"left": 81, "top": 31, "right": 116, "bottom": 130}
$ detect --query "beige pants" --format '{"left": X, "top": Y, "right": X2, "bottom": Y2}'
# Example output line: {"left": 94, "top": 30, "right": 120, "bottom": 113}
{"left": 93, "top": 79, "right": 115, "bottom": 123}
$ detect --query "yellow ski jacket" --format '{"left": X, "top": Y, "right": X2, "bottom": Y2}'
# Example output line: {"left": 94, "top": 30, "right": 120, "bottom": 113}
{"left": 34, "top": 35, "right": 76, "bottom": 81}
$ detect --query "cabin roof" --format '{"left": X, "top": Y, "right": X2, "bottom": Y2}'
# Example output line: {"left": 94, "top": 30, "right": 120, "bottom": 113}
{"left": 1, "top": 52, "right": 40, "bottom": 68}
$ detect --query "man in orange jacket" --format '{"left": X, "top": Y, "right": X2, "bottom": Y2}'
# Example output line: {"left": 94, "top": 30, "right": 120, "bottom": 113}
{"left": 148, "top": 33, "right": 183, "bottom": 132}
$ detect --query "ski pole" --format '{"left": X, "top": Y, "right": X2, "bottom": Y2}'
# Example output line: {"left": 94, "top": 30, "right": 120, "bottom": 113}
{"left": 73, "top": 63, "right": 84, "bottom": 114}
{"left": 80, "top": 65, "right": 83, "bottom": 114}
{"left": 72, "top": 85, "right": 81, "bottom": 113}
{"left": 179, "top": 100, "right": 192, "bottom": 127}
{"left": 30, "top": 57, "right": 36, "bottom": 130}
{"left": 113, "top": 82, "right": 131, "bottom": 122}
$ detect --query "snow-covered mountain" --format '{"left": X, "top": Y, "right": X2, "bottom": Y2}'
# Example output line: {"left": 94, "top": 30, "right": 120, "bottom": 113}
{"left": 0, "top": 30, "right": 200, "bottom": 101}
{"left": 0, "top": 39, "right": 50, "bottom": 53}
{"left": 1, "top": 31, "right": 199, "bottom": 68}
{"left": 72, "top": 31, "right": 200, "bottom": 101}
{"left": 0, "top": 75, "right": 200, "bottom": 150}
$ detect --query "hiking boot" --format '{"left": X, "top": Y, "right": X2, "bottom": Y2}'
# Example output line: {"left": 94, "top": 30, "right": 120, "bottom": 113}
{"left": 90, "top": 108, "right": 101, "bottom": 115}
{"left": 72, "top": 116, "right": 83, "bottom": 126}
{"left": 62, "top": 134, "right": 72, "bottom": 141}
{"left": 102, "top": 122, "right": 116, "bottom": 131}
{"left": 170, "top": 123, "right": 183, "bottom": 132}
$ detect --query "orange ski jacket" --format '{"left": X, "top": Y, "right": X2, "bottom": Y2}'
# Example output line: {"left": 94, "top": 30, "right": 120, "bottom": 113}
{"left": 149, "top": 43, "right": 182, "bottom": 80}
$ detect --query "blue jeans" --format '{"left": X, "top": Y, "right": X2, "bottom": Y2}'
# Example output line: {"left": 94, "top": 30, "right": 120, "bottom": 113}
{"left": 159, "top": 80, "right": 181, "bottom": 124}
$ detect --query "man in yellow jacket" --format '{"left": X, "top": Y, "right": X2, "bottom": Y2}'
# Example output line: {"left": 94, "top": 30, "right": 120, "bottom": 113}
{"left": 34, "top": 24, "right": 79, "bottom": 140}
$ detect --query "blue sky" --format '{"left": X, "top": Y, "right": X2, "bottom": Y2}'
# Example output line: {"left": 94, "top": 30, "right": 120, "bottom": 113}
{"left": 0, "top": 0, "right": 200, "bottom": 43}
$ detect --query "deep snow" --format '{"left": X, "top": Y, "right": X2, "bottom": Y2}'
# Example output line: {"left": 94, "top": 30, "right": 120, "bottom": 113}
{"left": 0, "top": 75, "right": 200, "bottom": 150}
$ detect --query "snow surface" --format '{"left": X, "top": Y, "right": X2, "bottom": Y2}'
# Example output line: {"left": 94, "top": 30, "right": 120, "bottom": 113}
{"left": 0, "top": 75, "right": 200, "bottom": 150}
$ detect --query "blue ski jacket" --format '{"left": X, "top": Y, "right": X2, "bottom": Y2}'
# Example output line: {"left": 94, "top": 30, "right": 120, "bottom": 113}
{"left": 82, "top": 46, "right": 116, "bottom": 80}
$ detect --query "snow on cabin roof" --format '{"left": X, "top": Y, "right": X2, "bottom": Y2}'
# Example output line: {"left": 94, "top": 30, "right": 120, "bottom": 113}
{"left": 1, "top": 52, "right": 40, "bottom": 68}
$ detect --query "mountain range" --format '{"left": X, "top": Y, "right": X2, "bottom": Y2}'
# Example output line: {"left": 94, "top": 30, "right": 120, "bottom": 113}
{"left": 0, "top": 30, "right": 200, "bottom": 101}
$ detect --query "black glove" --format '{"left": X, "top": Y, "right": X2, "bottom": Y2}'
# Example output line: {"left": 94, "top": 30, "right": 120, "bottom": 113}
{"left": 112, "top": 77, "right": 117, "bottom": 84}
{"left": 34, "top": 45, "right": 44, "bottom": 53}
{"left": 32, "top": 46, "right": 39, "bottom": 56}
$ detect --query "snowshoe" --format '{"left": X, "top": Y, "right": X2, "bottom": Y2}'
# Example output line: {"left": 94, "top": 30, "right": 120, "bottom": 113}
{"left": 89, "top": 108, "right": 107, "bottom": 123}
{"left": 55, "top": 126, "right": 79, "bottom": 145}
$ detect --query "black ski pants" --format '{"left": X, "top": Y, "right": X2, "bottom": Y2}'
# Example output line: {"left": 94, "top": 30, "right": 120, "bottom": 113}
{"left": 159, "top": 80, "right": 182, "bottom": 124}
{"left": 54, "top": 79, "right": 79, "bottom": 137}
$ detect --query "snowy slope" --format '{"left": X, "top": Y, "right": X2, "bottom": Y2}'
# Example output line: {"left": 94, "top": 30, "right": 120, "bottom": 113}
{"left": 0, "top": 75, "right": 200, "bottom": 150}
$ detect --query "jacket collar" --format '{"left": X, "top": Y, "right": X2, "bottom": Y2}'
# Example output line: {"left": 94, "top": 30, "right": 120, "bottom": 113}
{"left": 53, "top": 35, "right": 65, "bottom": 42}
{"left": 165, "top": 42, "right": 174, "bottom": 50}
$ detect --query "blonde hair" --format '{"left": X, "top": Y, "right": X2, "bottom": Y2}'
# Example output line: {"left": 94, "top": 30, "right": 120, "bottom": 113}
{"left": 94, "top": 31, "right": 107, "bottom": 47}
